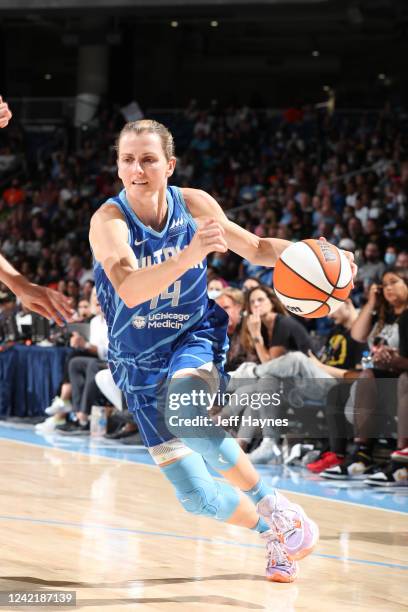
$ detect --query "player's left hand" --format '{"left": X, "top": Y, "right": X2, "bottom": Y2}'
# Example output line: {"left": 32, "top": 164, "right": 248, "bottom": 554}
{"left": 0, "top": 96, "right": 12, "bottom": 128}
{"left": 318, "top": 236, "right": 357, "bottom": 285}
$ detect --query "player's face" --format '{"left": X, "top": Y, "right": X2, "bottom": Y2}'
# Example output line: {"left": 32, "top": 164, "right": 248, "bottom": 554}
{"left": 249, "top": 289, "right": 273, "bottom": 316}
{"left": 117, "top": 132, "right": 176, "bottom": 196}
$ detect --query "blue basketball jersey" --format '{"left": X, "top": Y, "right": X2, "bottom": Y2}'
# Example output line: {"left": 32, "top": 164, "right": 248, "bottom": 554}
{"left": 93, "top": 186, "right": 229, "bottom": 405}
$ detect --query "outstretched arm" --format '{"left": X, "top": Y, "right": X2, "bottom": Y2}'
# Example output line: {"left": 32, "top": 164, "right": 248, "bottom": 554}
{"left": 0, "top": 253, "right": 73, "bottom": 325}
{"left": 182, "top": 188, "right": 290, "bottom": 265}
{"left": 182, "top": 188, "right": 357, "bottom": 276}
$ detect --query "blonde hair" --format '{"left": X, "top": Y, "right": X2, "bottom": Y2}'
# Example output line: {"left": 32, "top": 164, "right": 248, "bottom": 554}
{"left": 219, "top": 287, "right": 244, "bottom": 307}
{"left": 116, "top": 119, "right": 175, "bottom": 161}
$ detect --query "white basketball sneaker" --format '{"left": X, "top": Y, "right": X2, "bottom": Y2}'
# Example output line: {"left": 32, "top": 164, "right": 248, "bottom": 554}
{"left": 258, "top": 491, "right": 319, "bottom": 561}
{"left": 35, "top": 415, "right": 66, "bottom": 433}
{"left": 261, "top": 530, "right": 298, "bottom": 583}
{"left": 45, "top": 396, "right": 71, "bottom": 416}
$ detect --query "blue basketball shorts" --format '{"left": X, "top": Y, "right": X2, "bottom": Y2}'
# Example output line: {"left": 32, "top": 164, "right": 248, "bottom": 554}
{"left": 109, "top": 333, "right": 229, "bottom": 447}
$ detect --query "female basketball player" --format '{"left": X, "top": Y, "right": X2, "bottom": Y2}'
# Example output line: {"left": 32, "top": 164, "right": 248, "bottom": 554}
{"left": 90, "top": 119, "right": 357, "bottom": 582}
{"left": 0, "top": 97, "right": 72, "bottom": 325}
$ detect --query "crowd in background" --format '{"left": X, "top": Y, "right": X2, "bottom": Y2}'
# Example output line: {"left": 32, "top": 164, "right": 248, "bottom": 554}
{"left": 0, "top": 101, "right": 407, "bottom": 486}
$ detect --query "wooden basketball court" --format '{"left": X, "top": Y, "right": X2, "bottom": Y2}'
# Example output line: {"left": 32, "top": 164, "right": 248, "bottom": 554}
{"left": 0, "top": 434, "right": 406, "bottom": 611}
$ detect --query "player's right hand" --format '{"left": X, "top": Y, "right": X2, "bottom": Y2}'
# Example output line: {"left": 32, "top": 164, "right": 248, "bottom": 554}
{"left": 0, "top": 96, "right": 12, "bottom": 129}
{"left": 184, "top": 219, "right": 228, "bottom": 267}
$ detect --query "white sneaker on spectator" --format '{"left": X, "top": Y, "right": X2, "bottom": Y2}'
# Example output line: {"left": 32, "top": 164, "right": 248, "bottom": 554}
{"left": 284, "top": 443, "right": 315, "bottom": 466}
{"left": 45, "top": 396, "right": 71, "bottom": 416}
{"left": 249, "top": 439, "right": 282, "bottom": 464}
{"left": 35, "top": 415, "right": 66, "bottom": 433}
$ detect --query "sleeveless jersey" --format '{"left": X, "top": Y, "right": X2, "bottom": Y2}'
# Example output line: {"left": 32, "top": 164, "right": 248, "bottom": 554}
{"left": 93, "top": 186, "right": 228, "bottom": 373}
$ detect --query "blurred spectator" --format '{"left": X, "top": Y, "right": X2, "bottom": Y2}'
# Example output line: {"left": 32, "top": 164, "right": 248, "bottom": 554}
{"left": 242, "top": 277, "right": 261, "bottom": 293}
{"left": 56, "top": 288, "right": 109, "bottom": 435}
{"left": 240, "top": 285, "right": 312, "bottom": 363}
{"left": 74, "top": 299, "right": 92, "bottom": 322}
{"left": 355, "top": 242, "right": 386, "bottom": 298}
{"left": 216, "top": 287, "right": 246, "bottom": 371}
{"left": 396, "top": 251, "right": 408, "bottom": 269}
{"left": 3, "top": 178, "right": 25, "bottom": 206}
{"left": 321, "top": 267, "right": 408, "bottom": 481}
{"left": 207, "top": 276, "right": 228, "bottom": 300}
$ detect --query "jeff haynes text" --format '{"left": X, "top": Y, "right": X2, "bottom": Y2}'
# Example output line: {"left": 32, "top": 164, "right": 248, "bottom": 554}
{"left": 167, "top": 415, "right": 289, "bottom": 428}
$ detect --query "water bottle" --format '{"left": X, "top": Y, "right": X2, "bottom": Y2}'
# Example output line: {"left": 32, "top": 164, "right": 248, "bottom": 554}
{"left": 361, "top": 350, "right": 374, "bottom": 370}
{"left": 90, "top": 405, "right": 107, "bottom": 437}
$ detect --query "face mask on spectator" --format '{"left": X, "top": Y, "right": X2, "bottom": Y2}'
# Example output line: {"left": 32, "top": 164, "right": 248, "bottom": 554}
{"left": 208, "top": 289, "right": 222, "bottom": 300}
{"left": 384, "top": 252, "right": 396, "bottom": 266}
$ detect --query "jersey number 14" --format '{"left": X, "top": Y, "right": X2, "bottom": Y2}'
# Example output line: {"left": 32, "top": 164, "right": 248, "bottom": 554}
{"left": 149, "top": 280, "right": 181, "bottom": 309}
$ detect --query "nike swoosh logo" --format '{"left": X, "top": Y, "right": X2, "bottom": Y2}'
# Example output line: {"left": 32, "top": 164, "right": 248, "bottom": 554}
{"left": 218, "top": 455, "right": 228, "bottom": 464}
{"left": 135, "top": 238, "right": 148, "bottom": 246}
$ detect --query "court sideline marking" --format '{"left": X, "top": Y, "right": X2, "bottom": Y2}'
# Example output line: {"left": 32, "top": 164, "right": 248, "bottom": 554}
{"left": 0, "top": 513, "right": 406, "bottom": 572}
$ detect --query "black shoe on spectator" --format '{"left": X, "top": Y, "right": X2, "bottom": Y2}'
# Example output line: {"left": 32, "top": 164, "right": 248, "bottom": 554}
{"left": 56, "top": 420, "right": 90, "bottom": 436}
{"left": 104, "top": 423, "right": 138, "bottom": 440}
{"left": 321, "top": 447, "right": 375, "bottom": 480}
{"left": 364, "top": 462, "right": 408, "bottom": 487}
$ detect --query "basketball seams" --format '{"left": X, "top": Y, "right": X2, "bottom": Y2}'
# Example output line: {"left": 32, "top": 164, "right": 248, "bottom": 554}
{"left": 275, "top": 287, "right": 336, "bottom": 304}
{"left": 303, "top": 240, "right": 341, "bottom": 288}
{"left": 304, "top": 303, "right": 330, "bottom": 318}
{"left": 276, "top": 259, "right": 333, "bottom": 299}
{"left": 275, "top": 241, "right": 352, "bottom": 317}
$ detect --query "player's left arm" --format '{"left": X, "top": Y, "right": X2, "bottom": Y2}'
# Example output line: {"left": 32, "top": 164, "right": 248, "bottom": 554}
{"left": 182, "top": 188, "right": 357, "bottom": 276}
{"left": 182, "top": 188, "right": 290, "bottom": 266}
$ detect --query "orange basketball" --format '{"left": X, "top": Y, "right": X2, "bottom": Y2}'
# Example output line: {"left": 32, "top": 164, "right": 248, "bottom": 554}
{"left": 273, "top": 239, "right": 353, "bottom": 318}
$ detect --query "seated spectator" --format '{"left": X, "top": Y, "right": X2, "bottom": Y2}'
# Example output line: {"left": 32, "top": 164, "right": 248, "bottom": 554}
{"left": 220, "top": 287, "right": 312, "bottom": 461}
{"left": 321, "top": 267, "right": 408, "bottom": 482}
{"left": 364, "top": 370, "right": 408, "bottom": 487}
{"left": 384, "top": 245, "right": 398, "bottom": 269}
{"left": 66, "top": 279, "right": 80, "bottom": 310}
{"left": 240, "top": 285, "right": 312, "bottom": 363}
{"left": 55, "top": 288, "right": 109, "bottom": 435}
{"left": 36, "top": 288, "right": 104, "bottom": 433}
{"left": 242, "top": 300, "right": 365, "bottom": 465}
{"left": 207, "top": 276, "right": 227, "bottom": 300}
{"left": 396, "top": 251, "right": 408, "bottom": 269}
{"left": 81, "top": 280, "right": 95, "bottom": 302}
{"left": 73, "top": 298, "right": 92, "bottom": 322}
{"left": 242, "top": 277, "right": 261, "bottom": 293}
{"left": 304, "top": 300, "right": 368, "bottom": 473}
{"left": 354, "top": 241, "right": 386, "bottom": 303}
{"left": 216, "top": 287, "right": 245, "bottom": 371}
{"left": 94, "top": 369, "right": 139, "bottom": 441}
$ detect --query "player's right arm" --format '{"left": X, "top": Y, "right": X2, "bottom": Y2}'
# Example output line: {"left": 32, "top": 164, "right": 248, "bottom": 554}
{"left": 89, "top": 205, "right": 227, "bottom": 308}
